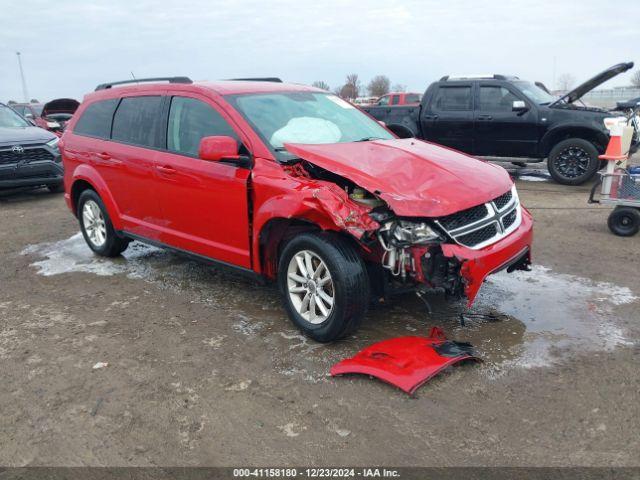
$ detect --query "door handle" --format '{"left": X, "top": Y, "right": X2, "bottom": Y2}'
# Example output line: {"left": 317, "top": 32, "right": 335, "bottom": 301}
{"left": 96, "top": 152, "right": 111, "bottom": 160}
{"left": 477, "top": 115, "right": 493, "bottom": 121}
{"left": 156, "top": 165, "right": 177, "bottom": 174}
{"left": 424, "top": 115, "right": 439, "bottom": 120}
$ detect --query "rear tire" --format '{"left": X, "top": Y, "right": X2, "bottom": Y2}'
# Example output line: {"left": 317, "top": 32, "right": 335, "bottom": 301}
{"left": 547, "top": 138, "right": 600, "bottom": 185}
{"left": 278, "top": 232, "right": 370, "bottom": 342}
{"left": 77, "top": 189, "right": 130, "bottom": 257}
{"left": 607, "top": 207, "right": 640, "bottom": 237}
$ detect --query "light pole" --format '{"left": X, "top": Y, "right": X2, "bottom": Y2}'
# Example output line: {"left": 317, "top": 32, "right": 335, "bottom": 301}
{"left": 16, "top": 51, "right": 29, "bottom": 102}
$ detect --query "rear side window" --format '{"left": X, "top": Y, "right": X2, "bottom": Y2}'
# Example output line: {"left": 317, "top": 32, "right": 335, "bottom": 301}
{"left": 433, "top": 86, "right": 472, "bottom": 111}
{"left": 167, "top": 97, "right": 237, "bottom": 157}
{"left": 111, "top": 96, "right": 163, "bottom": 147}
{"left": 74, "top": 99, "right": 119, "bottom": 138}
{"left": 405, "top": 94, "right": 420, "bottom": 103}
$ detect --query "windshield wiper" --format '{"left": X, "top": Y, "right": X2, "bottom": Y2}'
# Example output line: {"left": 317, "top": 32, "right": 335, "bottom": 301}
{"left": 354, "top": 136, "right": 384, "bottom": 142}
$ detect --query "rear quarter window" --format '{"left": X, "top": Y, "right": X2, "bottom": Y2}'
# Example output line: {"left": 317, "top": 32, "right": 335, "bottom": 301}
{"left": 433, "top": 86, "right": 472, "bottom": 111}
{"left": 73, "top": 99, "right": 119, "bottom": 138}
{"left": 111, "top": 96, "right": 163, "bottom": 148}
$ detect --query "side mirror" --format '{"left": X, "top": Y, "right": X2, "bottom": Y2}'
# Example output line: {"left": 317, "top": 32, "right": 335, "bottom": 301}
{"left": 25, "top": 113, "right": 34, "bottom": 119}
{"left": 198, "top": 136, "right": 239, "bottom": 162}
{"left": 378, "top": 120, "right": 386, "bottom": 127}
{"left": 512, "top": 100, "right": 528, "bottom": 112}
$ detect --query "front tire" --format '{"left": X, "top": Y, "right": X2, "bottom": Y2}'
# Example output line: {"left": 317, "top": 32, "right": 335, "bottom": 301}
{"left": 278, "top": 232, "right": 370, "bottom": 342}
{"left": 77, "top": 189, "right": 130, "bottom": 257}
{"left": 547, "top": 138, "right": 600, "bottom": 185}
{"left": 608, "top": 207, "right": 640, "bottom": 237}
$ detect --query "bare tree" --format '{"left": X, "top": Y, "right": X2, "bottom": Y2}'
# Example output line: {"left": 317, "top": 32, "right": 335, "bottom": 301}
{"left": 30, "top": 98, "right": 40, "bottom": 103}
{"left": 312, "top": 80, "right": 330, "bottom": 91}
{"left": 339, "top": 73, "right": 361, "bottom": 100}
{"left": 391, "top": 83, "right": 407, "bottom": 93}
{"left": 367, "top": 75, "right": 390, "bottom": 97}
{"left": 631, "top": 70, "right": 640, "bottom": 88}
{"left": 557, "top": 73, "right": 576, "bottom": 91}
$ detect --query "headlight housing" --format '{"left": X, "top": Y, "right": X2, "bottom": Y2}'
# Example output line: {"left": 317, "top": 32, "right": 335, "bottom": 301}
{"left": 391, "top": 220, "right": 442, "bottom": 245}
{"left": 46, "top": 137, "right": 60, "bottom": 153}
{"left": 603, "top": 116, "right": 627, "bottom": 131}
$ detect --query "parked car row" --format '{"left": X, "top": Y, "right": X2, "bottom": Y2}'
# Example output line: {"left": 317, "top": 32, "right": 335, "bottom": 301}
{"left": 11, "top": 98, "right": 79, "bottom": 136}
{"left": 0, "top": 103, "right": 64, "bottom": 192}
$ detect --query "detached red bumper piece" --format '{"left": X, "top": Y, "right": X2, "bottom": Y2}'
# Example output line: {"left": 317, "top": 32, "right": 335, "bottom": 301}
{"left": 330, "top": 328, "right": 480, "bottom": 394}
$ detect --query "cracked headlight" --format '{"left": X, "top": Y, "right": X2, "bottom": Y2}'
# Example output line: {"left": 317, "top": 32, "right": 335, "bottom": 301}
{"left": 393, "top": 221, "right": 442, "bottom": 245}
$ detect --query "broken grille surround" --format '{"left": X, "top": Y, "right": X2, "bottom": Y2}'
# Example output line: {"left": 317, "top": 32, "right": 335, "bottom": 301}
{"left": 435, "top": 186, "right": 522, "bottom": 250}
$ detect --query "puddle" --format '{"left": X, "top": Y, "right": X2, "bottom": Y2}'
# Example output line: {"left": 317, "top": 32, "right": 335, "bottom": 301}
{"left": 509, "top": 168, "right": 552, "bottom": 182}
{"left": 22, "top": 234, "right": 637, "bottom": 370}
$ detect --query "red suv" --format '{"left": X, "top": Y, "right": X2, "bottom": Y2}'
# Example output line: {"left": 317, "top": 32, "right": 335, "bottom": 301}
{"left": 60, "top": 77, "right": 533, "bottom": 342}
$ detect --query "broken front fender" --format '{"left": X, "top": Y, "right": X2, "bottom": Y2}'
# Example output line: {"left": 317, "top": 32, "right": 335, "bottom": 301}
{"left": 442, "top": 208, "right": 533, "bottom": 305}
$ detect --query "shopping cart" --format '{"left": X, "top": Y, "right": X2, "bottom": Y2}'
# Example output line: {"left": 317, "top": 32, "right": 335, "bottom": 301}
{"left": 588, "top": 118, "right": 640, "bottom": 236}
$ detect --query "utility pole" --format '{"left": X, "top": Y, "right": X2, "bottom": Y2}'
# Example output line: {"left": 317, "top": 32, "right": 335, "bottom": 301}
{"left": 16, "top": 51, "right": 29, "bottom": 102}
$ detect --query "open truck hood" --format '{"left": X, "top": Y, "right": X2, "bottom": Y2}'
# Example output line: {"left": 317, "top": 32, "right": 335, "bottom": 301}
{"left": 41, "top": 98, "right": 80, "bottom": 116}
{"left": 284, "top": 138, "right": 512, "bottom": 217}
{"left": 551, "top": 62, "right": 634, "bottom": 106}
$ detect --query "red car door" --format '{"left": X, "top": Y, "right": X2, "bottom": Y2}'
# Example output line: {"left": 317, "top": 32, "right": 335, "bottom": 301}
{"left": 153, "top": 94, "right": 252, "bottom": 269}
{"left": 102, "top": 95, "right": 166, "bottom": 239}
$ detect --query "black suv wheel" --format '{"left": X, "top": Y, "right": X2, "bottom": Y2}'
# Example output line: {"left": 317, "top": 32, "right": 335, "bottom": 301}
{"left": 547, "top": 138, "right": 600, "bottom": 185}
{"left": 277, "top": 232, "right": 370, "bottom": 342}
{"left": 77, "top": 190, "right": 130, "bottom": 257}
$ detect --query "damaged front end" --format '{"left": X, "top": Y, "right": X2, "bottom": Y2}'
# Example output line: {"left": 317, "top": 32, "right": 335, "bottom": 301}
{"left": 367, "top": 185, "right": 533, "bottom": 305}
{"left": 276, "top": 141, "right": 533, "bottom": 306}
{"left": 371, "top": 213, "right": 466, "bottom": 300}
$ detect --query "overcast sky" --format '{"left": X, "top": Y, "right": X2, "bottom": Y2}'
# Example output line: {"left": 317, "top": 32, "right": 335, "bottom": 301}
{"left": 2, "top": 0, "right": 639, "bottom": 103}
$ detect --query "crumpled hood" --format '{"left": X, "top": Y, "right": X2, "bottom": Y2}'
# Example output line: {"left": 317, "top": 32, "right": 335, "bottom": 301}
{"left": 0, "top": 126, "right": 55, "bottom": 145}
{"left": 284, "top": 138, "right": 512, "bottom": 217}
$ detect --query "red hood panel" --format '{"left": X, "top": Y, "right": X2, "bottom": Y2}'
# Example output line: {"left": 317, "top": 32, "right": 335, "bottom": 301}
{"left": 284, "top": 139, "right": 512, "bottom": 217}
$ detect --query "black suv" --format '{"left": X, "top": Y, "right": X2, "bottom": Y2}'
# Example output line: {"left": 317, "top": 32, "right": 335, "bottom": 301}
{"left": 0, "top": 103, "right": 63, "bottom": 192}
{"left": 363, "top": 62, "right": 635, "bottom": 185}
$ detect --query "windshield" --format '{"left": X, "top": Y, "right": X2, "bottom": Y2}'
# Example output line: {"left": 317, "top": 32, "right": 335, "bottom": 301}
{"left": 513, "top": 81, "right": 557, "bottom": 105}
{"left": 228, "top": 92, "right": 393, "bottom": 158}
{"left": 0, "top": 105, "right": 30, "bottom": 128}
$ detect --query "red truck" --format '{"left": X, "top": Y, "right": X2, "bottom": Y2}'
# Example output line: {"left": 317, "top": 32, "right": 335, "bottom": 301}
{"left": 60, "top": 77, "right": 532, "bottom": 342}
{"left": 373, "top": 92, "right": 422, "bottom": 107}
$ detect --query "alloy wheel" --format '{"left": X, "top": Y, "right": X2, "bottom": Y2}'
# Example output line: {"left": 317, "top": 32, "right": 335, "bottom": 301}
{"left": 82, "top": 200, "right": 107, "bottom": 247}
{"left": 554, "top": 146, "right": 590, "bottom": 179}
{"left": 287, "top": 250, "right": 335, "bottom": 324}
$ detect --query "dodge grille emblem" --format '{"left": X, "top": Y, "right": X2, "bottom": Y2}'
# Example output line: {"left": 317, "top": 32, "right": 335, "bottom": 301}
{"left": 12, "top": 145, "right": 25, "bottom": 154}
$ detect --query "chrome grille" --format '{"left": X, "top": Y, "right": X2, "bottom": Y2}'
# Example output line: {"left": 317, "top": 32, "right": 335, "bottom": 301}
{"left": 493, "top": 190, "right": 513, "bottom": 210}
{"left": 438, "top": 204, "right": 490, "bottom": 230}
{"left": 435, "top": 186, "right": 521, "bottom": 250}
{"left": 457, "top": 223, "right": 498, "bottom": 247}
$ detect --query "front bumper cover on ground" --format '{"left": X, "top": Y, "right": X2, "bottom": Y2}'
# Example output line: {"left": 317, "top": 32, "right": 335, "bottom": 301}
{"left": 331, "top": 327, "right": 480, "bottom": 394}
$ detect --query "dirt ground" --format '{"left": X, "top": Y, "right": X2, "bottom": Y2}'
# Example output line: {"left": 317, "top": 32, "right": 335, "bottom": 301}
{"left": 0, "top": 163, "right": 639, "bottom": 467}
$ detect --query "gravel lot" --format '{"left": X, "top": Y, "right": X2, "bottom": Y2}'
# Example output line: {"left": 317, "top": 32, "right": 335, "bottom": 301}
{"left": 1, "top": 165, "right": 639, "bottom": 467}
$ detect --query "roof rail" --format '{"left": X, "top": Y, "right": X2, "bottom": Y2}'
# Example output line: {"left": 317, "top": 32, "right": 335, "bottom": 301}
{"left": 440, "top": 74, "right": 519, "bottom": 81}
{"left": 95, "top": 76, "right": 193, "bottom": 91}
{"left": 228, "top": 77, "right": 283, "bottom": 83}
